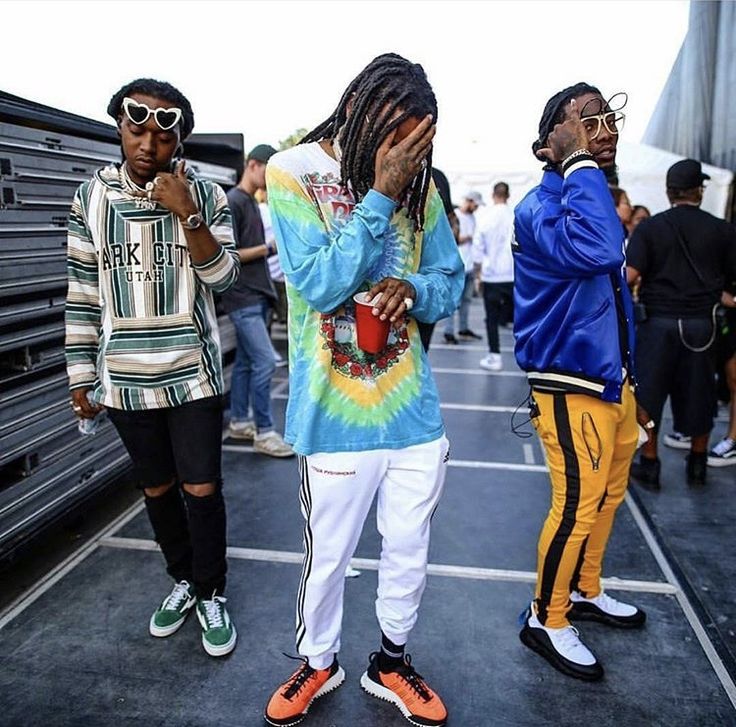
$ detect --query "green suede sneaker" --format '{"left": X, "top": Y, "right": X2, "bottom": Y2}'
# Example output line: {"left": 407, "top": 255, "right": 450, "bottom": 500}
{"left": 149, "top": 580, "right": 196, "bottom": 638}
{"left": 196, "top": 594, "right": 237, "bottom": 657}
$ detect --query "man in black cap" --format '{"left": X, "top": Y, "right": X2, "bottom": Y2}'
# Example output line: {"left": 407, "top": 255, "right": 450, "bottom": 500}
{"left": 222, "top": 144, "right": 294, "bottom": 457}
{"left": 627, "top": 158, "right": 736, "bottom": 487}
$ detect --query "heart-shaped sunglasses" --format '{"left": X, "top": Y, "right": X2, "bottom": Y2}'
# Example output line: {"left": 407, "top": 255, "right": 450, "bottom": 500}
{"left": 122, "top": 97, "right": 182, "bottom": 131}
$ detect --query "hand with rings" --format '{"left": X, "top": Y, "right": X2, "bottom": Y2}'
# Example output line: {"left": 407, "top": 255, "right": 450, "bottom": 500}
{"left": 70, "top": 387, "right": 104, "bottom": 419}
{"left": 372, "top": 114, "right": 436, "bottom": 200}
{"left": 135, "top": 161, "right": 197, "bottom": 218}
{"left": 365, "top": 276, "right": 417, "bottom": 327}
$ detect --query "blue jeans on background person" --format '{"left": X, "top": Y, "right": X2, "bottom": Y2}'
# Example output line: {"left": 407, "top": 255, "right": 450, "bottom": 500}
{"left": 229, "top": 300, "right": 276, "bottom": 433}
{"left": 443, "top": 273, "right": 474, "bottom": 335}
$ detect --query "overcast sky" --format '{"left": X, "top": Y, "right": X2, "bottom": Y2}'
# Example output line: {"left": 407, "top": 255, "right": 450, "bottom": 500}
{"left": 3, "top": 0, "right": 689, "bottom": 170}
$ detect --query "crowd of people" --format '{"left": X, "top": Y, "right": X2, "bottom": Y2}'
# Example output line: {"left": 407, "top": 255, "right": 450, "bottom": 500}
{"left": 64, "top": 54, "right": 735, "bottom": 727}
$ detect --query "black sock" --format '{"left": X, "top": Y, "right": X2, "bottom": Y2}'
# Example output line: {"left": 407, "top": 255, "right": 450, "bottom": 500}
{"left": 378, "top": 633, "right": 405, "bottom": 670}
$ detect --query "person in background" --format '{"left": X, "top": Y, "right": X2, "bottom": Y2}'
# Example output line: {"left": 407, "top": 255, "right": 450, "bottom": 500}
{"left": 627, "top": 159, "right": 736, "bottom": 487}
{"left": 473, "top": 181, "right": 514, "bottom": 371}
{"left": 415, "top": 167, "right": 460, "bottom": 351}
{"left": 263, "top": 53, "right": 463, "bottom": 727}
{"left": 221, "top": 144, "right": 293, "bottom": 457}
{"left": 514, "top": 83, "right": 646, "bottom": 682}
{"left": 610, "top": 186, "right": 632, "bottom": 240}
{"left": 443, "top": 191, "right": 483, "bottom": 344}
{"left": 628, "top": 204, "right": 650, "bottom": 236}
{"left": 709, "top": 290, "right": 736, "bottom": 467}
{"left": 257, "top": 188, "right": 288, "bottom": 367}
{"left": 65, "top": 78, "right": 239, "bottom": 657}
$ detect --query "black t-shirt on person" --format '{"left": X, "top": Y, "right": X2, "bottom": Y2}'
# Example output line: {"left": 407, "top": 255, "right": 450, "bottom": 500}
{"left": 220, "top": 187, "right": 276, "bottom": 313}
{"left": 626, "top": 205, "right": 736, "bottom": 318}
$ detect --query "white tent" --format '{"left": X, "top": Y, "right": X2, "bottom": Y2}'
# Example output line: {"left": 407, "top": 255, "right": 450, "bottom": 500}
{"left": 440, "top": 140, "right": 733, "bottom": 218}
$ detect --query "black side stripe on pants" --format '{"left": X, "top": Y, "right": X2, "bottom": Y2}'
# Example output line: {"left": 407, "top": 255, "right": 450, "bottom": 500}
{"left": 295, "top": 455, "right": 314, "bottom": 651}
{"left": 537, "top": 394, "right": 581, "bottom": 624}
{"left": 569, "top": 489, "right": 608, "bottom": 596}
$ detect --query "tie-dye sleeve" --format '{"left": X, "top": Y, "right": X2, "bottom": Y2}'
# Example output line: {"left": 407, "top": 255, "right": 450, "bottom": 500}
{"left": 405, "top": 186, "right": 465, "bottom": 323}
{"left": 267, "top": 163, "right": 395, "bottom": 313}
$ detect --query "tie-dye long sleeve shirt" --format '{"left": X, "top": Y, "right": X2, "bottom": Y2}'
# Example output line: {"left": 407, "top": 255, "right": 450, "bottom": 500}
{"left": 267, "top": 143, "right": 464, "bottom": 455}
{"left": 65, "top": 164, "right": 238, "bottom": 410}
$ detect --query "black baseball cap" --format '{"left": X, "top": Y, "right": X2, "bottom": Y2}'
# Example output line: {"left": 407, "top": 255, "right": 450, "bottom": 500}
{"left": 247, "top": 144, "right": 277, "bottom": 164}
{"left": 666, "top": 159, "right": 710, "bottom": 189}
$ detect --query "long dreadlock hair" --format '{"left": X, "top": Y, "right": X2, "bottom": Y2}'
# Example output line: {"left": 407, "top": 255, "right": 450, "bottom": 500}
{"left": 301, "top": 53, "right": 438, "bottom": 230}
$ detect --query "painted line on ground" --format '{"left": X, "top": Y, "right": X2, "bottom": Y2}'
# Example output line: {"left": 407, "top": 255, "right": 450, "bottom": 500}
{"left": 449, "top": 459, "right": 547, "bottom": 473}
{"left": 432, "top": 367, "right": 526, "bottom": 378}
{"left": 97, "top": 536, "right": 677, "bottom": 596}
{"left": 0, "top": 499, "right": 145, "bottom": 632}
{"left": 221, "top": 446, "right": 547, "bottom": 473}
{"left": 430, "top": 344, "right": 514, "bottom": 352}
{"left": 523, "top": 444, "right": 536, "bottom": 465}
{"left": 624, "top": 491, "right": 736, "bottom": 709}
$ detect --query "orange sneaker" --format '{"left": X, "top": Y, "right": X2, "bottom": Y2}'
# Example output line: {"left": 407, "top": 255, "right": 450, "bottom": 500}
{"left": 360, "top": 652, "right": 447, "bottom": 726}
{"left": 264, "top": 656, "right": 345, "bottom": 726}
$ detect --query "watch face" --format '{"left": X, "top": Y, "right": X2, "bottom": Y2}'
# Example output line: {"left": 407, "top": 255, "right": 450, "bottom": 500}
{"left": 184, "top": 213, "right": 203, "bottom": 229}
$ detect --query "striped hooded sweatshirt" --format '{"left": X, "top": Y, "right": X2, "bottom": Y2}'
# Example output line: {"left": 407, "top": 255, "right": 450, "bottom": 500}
{"left": 65, "top": 164, "right": 239, "bottom": 410}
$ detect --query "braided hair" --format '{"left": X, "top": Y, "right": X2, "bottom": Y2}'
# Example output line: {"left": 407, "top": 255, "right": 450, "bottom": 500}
{"left": 531, "top": 82, "right": 601, "bottom": 172}
{"left": 107, "top": 78, "right": 195, "bottom": 139}
{"left": 301, "top": 53, "right": 438, "bottom": 229}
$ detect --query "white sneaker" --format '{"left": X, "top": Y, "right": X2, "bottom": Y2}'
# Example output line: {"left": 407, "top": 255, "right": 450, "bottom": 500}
{"left": 254, "top": 430, "right": 295, "bottom": 458}
{"left": 663, "top": 431, "right": 691, "bottom": 450}
{"left": 708, "top": 438, "right": 736, "bottom": 467}
{"left": 479, "top": 353, "right": 503, "bottom": 371}
{"left": 228, "top": 420, "right": 256, "bottom": 441}
{"left": 519, "top": 603, "right": 603, "bottom": 680}
{"left": 569, "top": 590, "right": 646, "bottom": 628}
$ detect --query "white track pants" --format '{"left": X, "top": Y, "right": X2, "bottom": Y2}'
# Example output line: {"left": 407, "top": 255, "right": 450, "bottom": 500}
{"left": 295, "top": 436, "right": 449, "bottom": 669}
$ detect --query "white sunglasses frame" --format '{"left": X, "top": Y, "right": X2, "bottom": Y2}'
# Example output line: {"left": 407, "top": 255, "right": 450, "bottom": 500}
{"left": 121, "top": 97, "right": 183, "bottom": 131}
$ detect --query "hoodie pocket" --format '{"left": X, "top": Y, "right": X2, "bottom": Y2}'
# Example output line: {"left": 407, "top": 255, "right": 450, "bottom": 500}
{"left": 581, "top": 412, "right": 603, "bottom": 471}
{"left": 105, "top": 312, "right": 202, "bottom": 389}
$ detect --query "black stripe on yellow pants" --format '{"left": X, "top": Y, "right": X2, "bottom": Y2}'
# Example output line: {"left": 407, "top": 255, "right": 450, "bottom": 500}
{"left": 532, "top": 385, "right": 638, "bottom": 628}
{"left": 536, "top": 394, "right": 580, "bottom": 625}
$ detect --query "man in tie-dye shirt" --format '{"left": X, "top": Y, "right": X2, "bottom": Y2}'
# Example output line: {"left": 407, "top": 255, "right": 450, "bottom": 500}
{"left": 263, "top": 54, "right": 463, "bottom": 727}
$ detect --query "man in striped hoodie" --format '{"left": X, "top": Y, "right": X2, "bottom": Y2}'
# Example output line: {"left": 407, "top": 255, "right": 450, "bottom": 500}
{"left": 65, "top": 79, "right": 239, "bottom": 657}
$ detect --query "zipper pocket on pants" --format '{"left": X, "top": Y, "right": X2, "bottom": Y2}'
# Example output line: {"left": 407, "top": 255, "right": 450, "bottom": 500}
{"left": 581, "top": 412, "right": 603, "bottom": 471}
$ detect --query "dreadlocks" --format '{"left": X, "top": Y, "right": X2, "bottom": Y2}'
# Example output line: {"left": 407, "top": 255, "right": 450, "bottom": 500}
{"left": 532, "top": 82, "right": 601, "bottom": 172}
{"left": 301, "top": 53, "right": 438, "bottom": 229}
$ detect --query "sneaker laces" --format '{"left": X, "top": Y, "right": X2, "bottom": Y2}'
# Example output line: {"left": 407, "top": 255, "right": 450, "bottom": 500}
{"left": 555, "top": 625, "right": 587, "bottom": 654}
{"left": 374, "top": 652, "right": 432, "bottom": 703}
{"left": 162, "top": 581, "right": 191, "bottom": 610}
{"left": 712, "top": 438, "right": 735, "bottom": 456}
{"left": 281, "top": 654, "right": 317, "bottom": 700}
{"left": 200, "top": 595, "right": 226, "bottom": 628}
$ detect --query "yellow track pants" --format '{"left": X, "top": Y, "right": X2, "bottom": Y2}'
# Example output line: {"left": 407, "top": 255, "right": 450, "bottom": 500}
{"left": 531, "top": 384, "right": 638, "bottom": 628}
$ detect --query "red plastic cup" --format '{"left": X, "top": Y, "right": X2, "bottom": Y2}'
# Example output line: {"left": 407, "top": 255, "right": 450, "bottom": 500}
{"left": 353, "top": 292, "right": 390, "bottom": 354}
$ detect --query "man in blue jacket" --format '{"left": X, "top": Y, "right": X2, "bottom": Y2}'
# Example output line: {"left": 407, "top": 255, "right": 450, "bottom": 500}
{"left": 514, "top": 83, "right": 646, "bottom": 681}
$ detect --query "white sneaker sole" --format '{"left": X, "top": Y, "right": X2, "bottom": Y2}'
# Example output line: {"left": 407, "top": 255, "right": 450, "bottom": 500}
{"left": 662, "top": 435, "right": 691, "bottom": 450}
{"left": 360, "top": 671, "right": 445, "bottom": 726}
{"left": 479, "top": 363, "right": 503, "bottom": 372}
{"left": 200, "top": 623, "right": 238, "bottom": 657}
{"left": 264, "top": 667, "right": 345, "bottom": 726}
{"left": 707, "top": 455, "right": 736, "bottom": 467}
{"left": 148, "top": 597, "right": 196, "bottom": 637}
{"left": 254, "top": 445, "right": 295, "bottom": 458}
{"left": 228, "top": 430, "right": 255, "bottom": 441}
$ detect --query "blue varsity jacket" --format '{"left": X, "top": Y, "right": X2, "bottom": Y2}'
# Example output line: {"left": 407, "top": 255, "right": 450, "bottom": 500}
{"left": 512, "top": 166, "right": 636, "bottom": 403}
